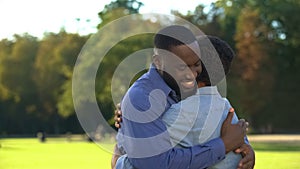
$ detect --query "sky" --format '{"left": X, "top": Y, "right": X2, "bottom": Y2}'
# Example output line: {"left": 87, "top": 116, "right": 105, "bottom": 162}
{"left": 0, "top": 0, "right": 215, "bottom": 40}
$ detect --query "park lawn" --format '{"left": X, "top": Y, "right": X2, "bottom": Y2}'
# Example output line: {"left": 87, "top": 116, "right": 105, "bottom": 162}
{"left": 251, "top": 142, "right": 300, "bottom": 169}
{"left": 1, "top": 138, "right": 300, "bottom": 169}
{"left": 0, "top": 138, "right": 114, "bottom": 169}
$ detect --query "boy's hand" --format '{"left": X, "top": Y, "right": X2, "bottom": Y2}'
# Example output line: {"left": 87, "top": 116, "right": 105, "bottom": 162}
{"left": 114, "top": 103, "right": 122, "bottom": 129}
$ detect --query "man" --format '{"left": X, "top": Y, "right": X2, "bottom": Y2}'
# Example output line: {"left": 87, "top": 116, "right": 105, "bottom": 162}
{"left": 113, "top": 25, "right": 251, "bottom": 169}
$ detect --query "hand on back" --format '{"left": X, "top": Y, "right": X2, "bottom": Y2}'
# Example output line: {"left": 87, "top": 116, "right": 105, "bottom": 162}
{"left": 114, "top": 103, "right": 122, "bottom": 129}
{"left": 221, "top": 108, "right": 248, "bottom": 153}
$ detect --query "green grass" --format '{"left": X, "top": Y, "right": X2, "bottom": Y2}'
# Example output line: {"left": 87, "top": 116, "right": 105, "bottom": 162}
{"left": 1, "top": 137, "right": 300, "bottom": 169}
{"left": 0, "top": 138, "right": 114, "bottom": 169}
{"left": 250, "top": 142, "right": 300, "bottom": 169}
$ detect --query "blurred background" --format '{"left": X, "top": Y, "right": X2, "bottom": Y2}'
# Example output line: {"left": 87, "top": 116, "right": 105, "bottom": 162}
{"left": 0, "top": 0, "right": 299, "bottom": 137}
{"left": 1, "top": 0, "right": 300, "bottom": 168}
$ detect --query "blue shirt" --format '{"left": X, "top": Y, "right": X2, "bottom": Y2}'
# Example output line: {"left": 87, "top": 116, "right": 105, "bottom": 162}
{"left": 117, "top": 66, "right": 226, "bottom": 169}
{"left": 163, "top": 86, "right": 243, "bottom": 169}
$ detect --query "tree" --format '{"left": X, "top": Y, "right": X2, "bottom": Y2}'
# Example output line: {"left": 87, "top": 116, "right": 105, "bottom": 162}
{"left": 255, "top": 0, "right": 300, "bottom": 131}
{"left": 97, "top": 0, "right": 143, "bottom": 28}
{"left": 0, "top": 34, "right": 39, "bottom": 133}
{"left": 0, "top": 39, "right": 14, "bottom": 101}
{"left": 33, "top": 31, "right": 87, "bottom": 133}
{"left": 215, "top": 0, "right": 300, "bottom": 132}
{"left": 229, "top": 6, "right": 275, "bottom": 129}
{"left": 34, "top": 31, "right": 87, "bottom": 119}
{"left": 56, "top": 32, "right": 88, "bottom": 118}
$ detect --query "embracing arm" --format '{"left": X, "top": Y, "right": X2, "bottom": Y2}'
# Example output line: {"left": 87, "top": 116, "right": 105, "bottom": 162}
{"left": 235, "top": 144, "right": 255, "bottom": 169}
{"left": 230, "top": 109, "right": 255, "bottom": 169}
{"left": 123, "top": 116, "right": 226, "bottom": 169}
{"left": 111, "top": 144, "right": 121, "bottom": 169}
{"left": 120, "top": 106, "right": 246, "bottom": 169}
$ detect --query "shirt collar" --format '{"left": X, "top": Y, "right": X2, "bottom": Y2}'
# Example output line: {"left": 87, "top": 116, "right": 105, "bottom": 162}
{"left": 196, "top": 86, "right": 219, "bottom": 95}
{"left": 148, "top": 64, "right": 175, "bottom": 98}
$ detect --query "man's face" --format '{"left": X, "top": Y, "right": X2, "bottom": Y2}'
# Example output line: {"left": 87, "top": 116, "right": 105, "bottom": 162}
{"left": 157, "top": 43, "right": 202, "bottom": 99}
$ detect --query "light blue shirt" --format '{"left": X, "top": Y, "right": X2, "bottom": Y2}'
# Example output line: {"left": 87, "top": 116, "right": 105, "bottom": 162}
{"left": 116, "top": 65, "right": 226, "bottom": 169}
{"left": 163, "top": 86, "right": 243, "bottom": 169}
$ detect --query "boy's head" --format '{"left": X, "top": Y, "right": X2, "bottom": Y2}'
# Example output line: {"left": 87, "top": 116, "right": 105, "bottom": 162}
{"left": 197, "top": 35, "right": 235, "bottom": 86}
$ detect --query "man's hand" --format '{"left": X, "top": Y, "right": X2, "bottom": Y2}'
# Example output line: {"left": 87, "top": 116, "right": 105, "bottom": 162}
{"left": 235, "top": 143, "right": 255, "bottom": 169}
{"left": 221, "top": 108, "right": 247, "bottom": 153}
{"left": 114, "top": 103, "right": 122, "bottom": 129}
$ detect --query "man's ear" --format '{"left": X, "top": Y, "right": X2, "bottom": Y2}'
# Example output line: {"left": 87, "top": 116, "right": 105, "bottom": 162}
{"left": 153, "top": 54, "right": 163, "bottom": 70}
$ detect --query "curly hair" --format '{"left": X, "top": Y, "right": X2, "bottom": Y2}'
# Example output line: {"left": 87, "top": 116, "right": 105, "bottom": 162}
{"left": 197, "top": 35, "right": 235, "bottom": 86}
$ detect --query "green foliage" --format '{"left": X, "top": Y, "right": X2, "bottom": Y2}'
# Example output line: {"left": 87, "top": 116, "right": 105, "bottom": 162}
{"left": 34, "top": 31, "right": 87, "bottom": 119}
{"left": 1, "top": 35, "right": 38, "bottom": 100}
{"left": 97, "top": 0, "right": 143, "bottom": 28}
{"left": 95, "top": 34, "right": 153, "bottom": 123}
{"left": 0, "top": 31, "right": 87, "bottom": 134}
{"left": 0, "top": 0, "right": 300, "bottom": 134}
{"left": 0, "top": 39, "right": 14, "bottom": 100}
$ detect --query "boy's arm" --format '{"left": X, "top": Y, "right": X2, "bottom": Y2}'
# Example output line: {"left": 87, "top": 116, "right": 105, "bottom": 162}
{"left": 111, "top": 144, "right": 121, "bottom": 169}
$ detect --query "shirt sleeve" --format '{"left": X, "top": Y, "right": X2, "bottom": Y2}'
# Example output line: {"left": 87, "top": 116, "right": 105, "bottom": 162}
{"left": 129, "top": 138, "right": 225, "bottom": 169}
{"left": 119, "top": 88, "right": 226, "bottom": 169}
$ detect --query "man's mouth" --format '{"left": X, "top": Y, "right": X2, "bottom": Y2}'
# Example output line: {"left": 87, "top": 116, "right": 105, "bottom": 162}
{"left": 180, "top": 80, "right": 195, "bottom": 89}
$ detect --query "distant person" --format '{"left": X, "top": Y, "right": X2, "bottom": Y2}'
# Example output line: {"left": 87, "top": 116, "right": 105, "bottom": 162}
{"left": 37, "top": 131, "right": 46, "bottom": 142}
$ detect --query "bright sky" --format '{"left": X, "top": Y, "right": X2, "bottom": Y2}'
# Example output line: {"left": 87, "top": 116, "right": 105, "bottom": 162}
{"left": 0, "top": 0, "right": 215, "bottom": 40}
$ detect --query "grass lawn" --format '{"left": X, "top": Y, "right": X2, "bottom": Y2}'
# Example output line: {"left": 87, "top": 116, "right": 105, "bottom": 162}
{"left": 1, "top": 136, "right": 300, "bottom": 169}
{"left": 0, "top": 138, "right": 114, "bottom": 169}
{"left": 250, "top": 142, "right": 300, "bottom": 169}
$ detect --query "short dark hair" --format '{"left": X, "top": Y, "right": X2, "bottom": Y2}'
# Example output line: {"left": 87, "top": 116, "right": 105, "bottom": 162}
{"left": 197, "top": 35, "right": 235, "bottom": 86}
{"left": 154, "top": 25, "right": 197, "bottom": 51}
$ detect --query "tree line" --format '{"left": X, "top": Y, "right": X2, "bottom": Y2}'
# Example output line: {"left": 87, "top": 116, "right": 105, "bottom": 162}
{"left": 0, "top": 0, "right": 299, "bottom": 135}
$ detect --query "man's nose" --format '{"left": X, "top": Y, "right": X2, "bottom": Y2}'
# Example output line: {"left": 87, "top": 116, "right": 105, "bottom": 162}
{"left": 186, "top": 66, "right": 198, "bottom": 79}
{"left": 192, "top": 65, "right": 200, "bottom": 78}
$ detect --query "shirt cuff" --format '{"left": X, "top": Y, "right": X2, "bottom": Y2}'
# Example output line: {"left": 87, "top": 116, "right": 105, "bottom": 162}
{"left": 190, "top": 138, "right": 226, "bottom": 169}
{"left": 210, "top": 138, "right": 226, "bottom": 161}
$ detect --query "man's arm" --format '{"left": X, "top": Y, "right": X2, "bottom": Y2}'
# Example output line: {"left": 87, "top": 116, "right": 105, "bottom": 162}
{"left": 129, "top": 138, "right": 226, "bottom": 169}
{"left": 226, "top": 100, "right": 255, "bottom": 169}
{"left": 113, "top": 104, "right": 250, "bottom": 169}
{"left": 233, "top": 119, "right": 255, "bottom": 169}
{"left": 121, "top": 101, "right": 246, "bottom": 169}
{"left": 235, "top": 144, "right": 255, "bottom": 169}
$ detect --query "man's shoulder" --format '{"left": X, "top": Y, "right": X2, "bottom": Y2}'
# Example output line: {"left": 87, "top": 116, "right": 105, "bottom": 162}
{"left": 123, "top": 81, "right": 168, "bottom": 113}
{"left": 222, "top": 97, "right": 232, "bottom": 108}
{"left": 127, "top": 77, "right": 153, "bottom": 97}
{"left": 127, "top": 70, "right": 171, "bottom": 101}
